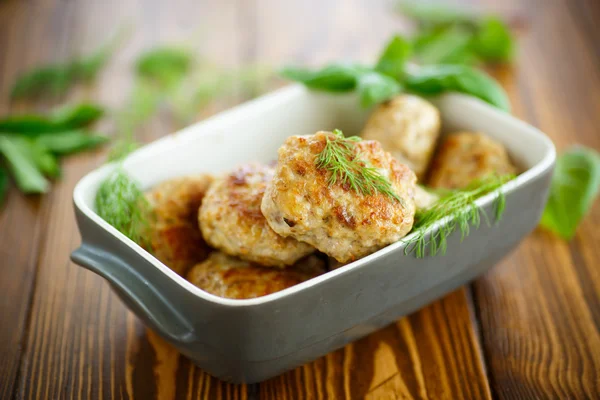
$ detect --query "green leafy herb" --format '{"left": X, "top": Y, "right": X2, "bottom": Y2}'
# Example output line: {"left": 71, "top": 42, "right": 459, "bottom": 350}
{"left": 316, "top": 129, "right": 403, "bottom": 203}
{"left": 398, "top": 1, "right": 515, "bottom": 66}
{"left": 375, "top": 35, "right": 412, "bottom": 78}
{"left": 397, "top": 0, "right": 475, "bottom": 27}
{"left": 280, "top": 64, "right": 364, "bottom": 92}
{"left": 540, "top": 146, "right": 600, "bottom": 240}
{"left": 404, "top": 174, "right": 512, "bottom": 257}
{"left": 11, "top": 25, "right": 128, "bottom": 99}
{"left": 95, "top": 169, "right": 152, "bottom": 249}
{"left": 0, "top": 103, "right": 104, "bottom": 135}
{"left": 35, "top": 130, "right": 109, "bottom": 155}
{"left": 472, "top": 16, "right": 514, "bottom": 63}
{"left": 136, "top": 47, "right": 194, "bottom": 89}
{"left": 412, "top": 26, "right": 475, "bottom": 65}
{"left": 357, "top": 71, "right": 402, "bottom": 108}
{"left": 404, "top": 64, "right": 510, "bottom": 111}
{"left": 0, "top": 167, "right": 8, "bottom": 205}
{"left": 0, "top": 135, "right": 49, "bottom": 193}
{"left": 24, "top": 140, "right": 61, "bottom": 178}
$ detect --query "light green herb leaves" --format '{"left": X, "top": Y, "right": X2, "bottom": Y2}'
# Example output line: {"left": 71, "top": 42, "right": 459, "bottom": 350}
{"left": 540, "top": 146, "right": 600, "bottom": 240}
{"left": 280, "top": 64, "right": 363, "bottom": 92}
{"left": 0, "top": 103, "right": 104, "bottom": 135}
{"left": 398, "top": 1, "right": 515, "bottom": 66}
{"left": 11, "top": 26, "right": 128, "bottom": 100}
{"left": 316, "top": 129, "right": 403, "bottom": 203}
{"left": 0, "top": 135, "right": 49, "bottom": 193}
{"left": 397, "top": 0, "right": 474, "bottom": 27}
{"left": 376, "top": 35, "right": 412, "bottom": 78}
{"left": 136, "top": 47, "right": 194, "bottom": 89}
{"left": 405, "top": 174, "right": 512, "bottom": 258}
{"left": 95, "top": 169, "right": 153, "bottom": 249}
{"left": 281, "top": 62, "right": 401, "bottom": 108}
{"left": 472, "top": 16, "right": 514, "bottom": 63}
{"left": 357, "top": 72, "right": 402, "bottom": 108}
{"left": 405, "top": 64, "right": 510, "bottom": 111}
{"left": 35, "top": 130, "right": 109, "bottom": 155}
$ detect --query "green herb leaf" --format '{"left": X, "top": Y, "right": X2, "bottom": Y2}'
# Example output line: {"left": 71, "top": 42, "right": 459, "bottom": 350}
{"left": 376, "top": 35, "right": 412, "bottom": 78}
{"left": 136, "top": 47, "right": 194, "bottom": 88}
{"left": 540, "top": 146, "right": 600, "bottom": 240}
{"left": 413, "top": 26, "right": 476, "bottom": 65}
{"left": 10, "top": 26, "right": 127, "bottom": 100}
{"left": 0, "top": 103, "right": 104, "bottom": 135}
{"left": 472, "top": 16, "right": 515, "bottom": 63}
{"left": 280, "top": 64, "right": 363, "bottom": 92}
{"left": 404, "top": 174, "right": 512, "bottom": 257}
{"left": 25, "top": 140, "right": 61, "bottom": 178}
{"left": 95, "top": 169, "right": 153, "bottom": 249}
{"left": 404, "top": 64, "right": 510, "bottom": 111}
{"left": 35, "top": 130, "right": 109, "bottom": 155}
{"left": 0, "top": 167, "right": 8, "bottom": 206}
{"left": 397, "top": 0, "right": 475, "bottom": 27}
{"left": 316, "top": 129, "right": 404, "bottom": 203}
{"left": 357, "top": 71, "right": 402, "bottom": 108}
{"left": 0, "top": 135, "right": 49, "bottom": 193}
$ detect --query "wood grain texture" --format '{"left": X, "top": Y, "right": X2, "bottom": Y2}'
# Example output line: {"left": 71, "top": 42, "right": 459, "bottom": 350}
{"left": 472, "top": 0, "right": 600, "bottom": 398}
{"left": 0, "top": 0, "right": 71, "bottom": 396}
{"left": 0, "top": 0, "right": 598, "bottom": 398}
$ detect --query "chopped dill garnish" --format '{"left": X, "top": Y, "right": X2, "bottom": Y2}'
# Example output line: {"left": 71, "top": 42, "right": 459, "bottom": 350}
{"left": 404, "top": 174, "right": 513, "bottom": 258}
{"left": 95, "top": 169, "right": 153, "bottom": 250}
{"left": 316, "top": 129, "right": 404, "bottom": 203}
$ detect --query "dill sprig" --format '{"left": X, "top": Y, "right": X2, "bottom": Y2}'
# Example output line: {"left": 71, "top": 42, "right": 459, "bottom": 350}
{"left": 316, "top": 129, "right": 404, "bottom": 203}
{"left": 95, "top": 169, "right": 153, "bottom": 250}
{"left": 404, "top": 174, "right": 513, "bottom": 257}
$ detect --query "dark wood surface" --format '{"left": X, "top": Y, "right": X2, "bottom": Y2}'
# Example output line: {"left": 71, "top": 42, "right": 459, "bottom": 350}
{"left": 0, "top": 0, "right": 598, "bottom": 398}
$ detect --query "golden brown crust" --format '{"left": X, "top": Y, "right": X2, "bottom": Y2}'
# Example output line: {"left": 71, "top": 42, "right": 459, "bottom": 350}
{"left": 361, "top": 94, "right": 441, "bottom": 180}
{"left": 186, "top": 252, "right": 326, "bottom": 299}
{"left": 261, "top": 131, "right": 417, "bottom": 263}
{"left": 199, "top": 163, "right": 314, "bottom": 267}
{"left": 145, "top": 175, "right": 213, "bottom": 275}
{"left": 427, "top": 132, "right": 517, "bottom": 189}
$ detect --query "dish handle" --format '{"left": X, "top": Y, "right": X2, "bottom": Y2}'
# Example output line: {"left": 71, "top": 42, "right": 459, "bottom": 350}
{"left": 71, "top": 245, "right": 196, "bottom": 344}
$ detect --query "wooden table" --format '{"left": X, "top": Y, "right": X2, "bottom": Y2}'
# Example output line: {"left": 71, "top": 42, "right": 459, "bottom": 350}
{"left": 1, "top": 0, "right": 599, "bottom": 398}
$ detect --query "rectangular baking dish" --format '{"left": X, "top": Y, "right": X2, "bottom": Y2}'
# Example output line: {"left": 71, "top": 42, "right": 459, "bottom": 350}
{"left": 71, "top": 85, "right": 555, "bottom": 383}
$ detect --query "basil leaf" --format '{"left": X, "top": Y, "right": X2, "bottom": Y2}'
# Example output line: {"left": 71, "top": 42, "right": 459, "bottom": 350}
{"left": 376, "top": 35, "right": 412, "bottom": 78}
{"left": 35, "top": 130, "right": 109, "bottom": 155}
{"left": 472, "top": 16, "right": 515, "bottom": 63}
{"left": 0, "top": 103, "right": 104, "bottom": 135}
{"left": 0, "top": 135, "right": 48, "bottom": 193}
{"left": 405, "top": 64, "right": 510, "bottom": 111}
{"left": 26, "top": 140, "right": 61, "bottom": 178}
{"left": 397, "top": 0, "right": 475, "bottom": 27}
{"left": 280, "top": 64, "right": 363, "bottom": 92}
{"left": 540, "top": 146, "right": 600, "bottom": 240}
{"left": 136, "top": 47, "right": 194, "bottom": 88}
{"left": 413, "top": 26, "right": 476, "bottom": 65}
{"left": 357, "top": 71, "right": 402, "bottom": 108}
{"left": 0, "top": 167, "right": 8, "bottom": 206}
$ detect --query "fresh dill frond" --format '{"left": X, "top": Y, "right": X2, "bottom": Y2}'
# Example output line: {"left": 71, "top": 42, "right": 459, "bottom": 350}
{"left": 404, "top": 174, "right": 513, "bottom": 258}
{"left": 95, "top": 169, "right": 153, "bottom": 250}
{"left": 316, "top": 129, "right": 403, "bottom": 203}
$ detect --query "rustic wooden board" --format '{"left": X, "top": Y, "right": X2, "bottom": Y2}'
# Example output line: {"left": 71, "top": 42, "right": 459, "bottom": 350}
{"left": 0, "top": 0, "right": 598, "bottom": 398}
{"left": 471, "top": 0, "right": 600, "bottom": 398}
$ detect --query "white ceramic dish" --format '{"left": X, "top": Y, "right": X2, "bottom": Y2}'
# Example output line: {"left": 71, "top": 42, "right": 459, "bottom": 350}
{"left": 71, "top": 85, "right": 555, "bottom": 383}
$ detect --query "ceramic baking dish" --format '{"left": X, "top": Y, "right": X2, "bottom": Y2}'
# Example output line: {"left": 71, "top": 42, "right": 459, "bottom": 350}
{"left": 71, "top": 85, "right": 555, "bottom": 383}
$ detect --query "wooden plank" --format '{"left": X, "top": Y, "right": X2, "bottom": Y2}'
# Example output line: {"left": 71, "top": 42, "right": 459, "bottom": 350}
{"left": 13, "top": 0, "right": 251, "bottom": 398}
{"left": 0, "top": 0, "right": 74, "bottom": 397}
{"left": 472, "top": 0, "right": 600, "bottom": 398}
{"left": 260, "top": 289, "right": 491, "bottom": 400}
